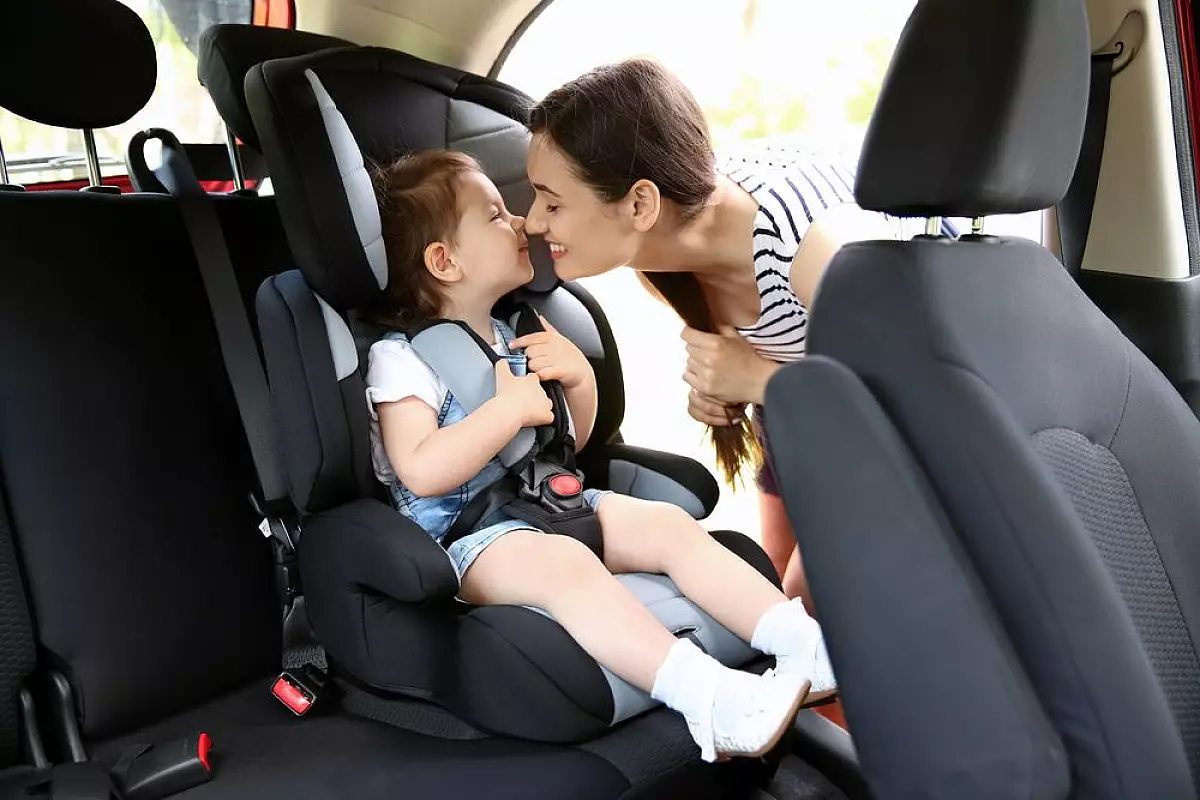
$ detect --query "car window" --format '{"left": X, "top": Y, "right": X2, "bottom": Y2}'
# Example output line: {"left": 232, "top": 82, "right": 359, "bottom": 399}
{"left": 497, "top": 0, "right": 1042, "bottom": 533}
{"left": 1, "top": 0, "right": 259, "bottom": 185}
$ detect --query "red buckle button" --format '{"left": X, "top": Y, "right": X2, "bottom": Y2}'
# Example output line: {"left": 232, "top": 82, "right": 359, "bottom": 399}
{"left": 548, "top": 474, "right": 582, "bottom": 497}
{"left": 197, "top": 732, "right": 213, "bottom": 772}
{"left": 272, "top": 674, "right": 314, "bottom": 716}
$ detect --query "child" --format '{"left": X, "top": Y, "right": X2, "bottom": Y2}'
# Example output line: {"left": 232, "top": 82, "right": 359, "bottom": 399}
{"left": 363, "top": 149, "right": 836, "bottom": 762}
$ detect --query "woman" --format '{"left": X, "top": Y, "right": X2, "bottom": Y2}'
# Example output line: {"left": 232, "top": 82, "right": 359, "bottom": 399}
{"left": 524, "top": 58, "right": 900, "bottom": 606}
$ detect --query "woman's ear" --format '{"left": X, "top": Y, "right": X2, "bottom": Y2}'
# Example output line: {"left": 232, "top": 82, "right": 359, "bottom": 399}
{"left": 423, "top": 241, "right": 462, "bottom": 285}
{"left": 625, "top": 179, "right": 661, "bottom": 233}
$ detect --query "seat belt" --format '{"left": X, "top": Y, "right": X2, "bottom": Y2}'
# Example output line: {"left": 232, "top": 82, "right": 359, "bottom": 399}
{"left": 144, "top": 128, "right": 328, "bottom": 713}
{"left": 1059, "top": 52, "right": 1118, "bottom": 280}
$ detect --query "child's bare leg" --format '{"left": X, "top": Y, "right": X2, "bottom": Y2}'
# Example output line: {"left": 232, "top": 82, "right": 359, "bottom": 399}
{"left": 598, "top": 495, "right": 787, "bottom": 640}
{"left": 597, "top": 494, "right": 837, "bottom": 695}
{"left": 459, "top": 526, "right": 811, "bottom": 761}
{"left": 458, "top": 529, "right": 678, "bottom": 690}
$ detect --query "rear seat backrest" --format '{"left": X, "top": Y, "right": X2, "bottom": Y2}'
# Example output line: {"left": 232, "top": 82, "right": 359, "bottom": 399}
{"left": 0, "top": 490, "right": 35, "bottom": 768}
{"left": 0, "top": 190, "right": 294, "bottom": 741}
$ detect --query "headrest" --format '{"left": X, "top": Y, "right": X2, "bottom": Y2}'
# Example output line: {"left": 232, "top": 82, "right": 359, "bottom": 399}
{"left": 245, "top": 46, "right": 540, "bottom": 310}
{"left": 198, "top": 25, "right": 354, "bottom": 152}
{"left": 1, "top": 0, "right": 156, "bottom": 129}
{"left": 855, "top": 0, "right": 1090, "bottom": 218}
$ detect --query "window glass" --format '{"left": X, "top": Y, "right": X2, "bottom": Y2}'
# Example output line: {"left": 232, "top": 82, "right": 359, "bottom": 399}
{"left": 1, "top": 0, "right": 254, "bottom": 184}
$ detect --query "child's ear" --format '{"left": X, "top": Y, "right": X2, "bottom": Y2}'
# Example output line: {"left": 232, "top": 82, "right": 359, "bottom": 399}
{"left": 423, "top": 241, "right": 462, "bottom": 285}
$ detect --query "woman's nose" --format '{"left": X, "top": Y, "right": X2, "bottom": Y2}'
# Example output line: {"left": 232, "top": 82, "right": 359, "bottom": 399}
{"left": 524, "top": 206, "right": 546, "bottom": 235}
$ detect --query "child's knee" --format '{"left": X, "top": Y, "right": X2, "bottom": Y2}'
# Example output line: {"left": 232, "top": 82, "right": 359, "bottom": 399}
{"left": 535, "top": 532, "right": 608, "bottom": 588}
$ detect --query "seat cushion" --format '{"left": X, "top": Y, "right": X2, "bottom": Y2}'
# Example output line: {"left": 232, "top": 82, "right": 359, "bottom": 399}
{"left": 93, "top": 679, "right": 629, "bottom": 800}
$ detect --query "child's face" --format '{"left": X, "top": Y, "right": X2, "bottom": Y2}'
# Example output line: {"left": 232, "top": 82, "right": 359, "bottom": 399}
{"left": 450, "top": 170, "right": 533, "bottom": 298}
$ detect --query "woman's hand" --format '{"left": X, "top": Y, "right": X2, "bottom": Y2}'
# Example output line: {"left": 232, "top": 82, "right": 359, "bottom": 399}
{"left": 510, "top": 317, "right": 594, "bottom": 390}
{"left": 687, "top": 388, "right": 739, "bottom": 427}
{"left": 682, "top": 326, "right": 780, "bottom": 407}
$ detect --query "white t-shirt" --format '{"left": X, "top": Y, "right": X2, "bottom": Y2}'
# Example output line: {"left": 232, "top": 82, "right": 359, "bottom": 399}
{"left": 365, "top": 322, "right": 511, "bottom": 485}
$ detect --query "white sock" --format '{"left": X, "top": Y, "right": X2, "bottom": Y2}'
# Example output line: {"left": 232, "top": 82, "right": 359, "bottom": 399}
{"left": 651, "top": 638, "right": 721, "bottom": 713}
{"left": 751, "top": 599, "right": 837, "bottom": 693}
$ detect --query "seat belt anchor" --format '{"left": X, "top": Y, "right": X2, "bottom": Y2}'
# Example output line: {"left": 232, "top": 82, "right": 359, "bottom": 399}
{"left": 272, "top": 665, "right": 329, "bottom": 717}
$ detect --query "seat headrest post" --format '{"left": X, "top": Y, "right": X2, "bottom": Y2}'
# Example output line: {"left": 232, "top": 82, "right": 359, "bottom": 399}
{"left": 0, "top": 134, "right": 10, "bottom": 186}
{"left": 225, "top": 126, "right": 248, "bottom": 191}
{"left": 971, "top": 217, "right": 986, "bottom": 235}
{"left": 856, "top": 0, "right": 1090, "bottom": 218}
{"left": 82, "top": 129, "right": 103, "bottom": 189}
{"left": 924, "top": 217, "right": 942, "bottom": 237}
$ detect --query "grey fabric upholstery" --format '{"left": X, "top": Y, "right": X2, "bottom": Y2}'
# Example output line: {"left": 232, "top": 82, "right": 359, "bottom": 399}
{"left": 808, "top": 236, "right": 1198, "bottom": 797}
{"left": 856, "top": 0, "right": 1089, "bottom": 217}
{"left": 765, "top": 356, "right": 1069, "bottom": 800}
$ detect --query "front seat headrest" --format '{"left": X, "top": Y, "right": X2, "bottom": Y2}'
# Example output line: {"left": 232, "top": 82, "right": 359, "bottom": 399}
{"left": 198, "top": 24, "right": 355, "bottom": 153}
{"left": 244, "top": 46, "right": 539, "bottom": 311}
{"left": 0, "top": 0, "right": 156, "bottom": 130}
{"left": 856, "top": 0, "right": 1090, "bottom": 218}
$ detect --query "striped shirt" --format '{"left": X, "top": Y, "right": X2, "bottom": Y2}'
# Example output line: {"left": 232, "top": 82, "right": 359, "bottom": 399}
{"left": 717, "top": 143, "right": 953, "bottom": 362}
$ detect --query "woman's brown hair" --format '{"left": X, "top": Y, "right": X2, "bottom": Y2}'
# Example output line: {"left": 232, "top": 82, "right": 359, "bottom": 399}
{"left": 530, "top": 58, "right": 761, "bottom": 484}
{"left": 362, "top": 149, "right": 482, "bottom": 332}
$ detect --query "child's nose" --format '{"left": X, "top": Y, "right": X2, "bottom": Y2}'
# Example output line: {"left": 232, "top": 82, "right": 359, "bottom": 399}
{"left": 511, "top": 216, "right": 526, "bottom": 235}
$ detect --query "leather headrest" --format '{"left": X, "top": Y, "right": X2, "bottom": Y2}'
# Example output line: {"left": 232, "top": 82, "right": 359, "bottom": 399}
{"left": 0, "top": 0, "right": 155, "bottom": 130}
{"left": 198, "top": 25, "right": 354, "bottom": 152}
{"left": 856, "top": 0, "right": 1090, "bottom": 218}
{"left": 245, "top": 46, "right": 540, "bottom": 310}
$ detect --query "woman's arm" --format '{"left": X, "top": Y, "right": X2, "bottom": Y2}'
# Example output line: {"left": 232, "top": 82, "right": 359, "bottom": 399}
{"left": 790, "top": 203, "right": 900, "bottom": 306}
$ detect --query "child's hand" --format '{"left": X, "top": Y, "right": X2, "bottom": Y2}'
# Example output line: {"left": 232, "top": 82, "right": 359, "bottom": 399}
{"left": 494, "top": 359, "right": 554, "bottom": 428}
{"left": 509, "top": 317, "right": 594, "bottom": 390}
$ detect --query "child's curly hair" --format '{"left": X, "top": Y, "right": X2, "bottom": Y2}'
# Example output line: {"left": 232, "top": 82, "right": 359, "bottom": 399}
{"left": 362, "top": 149, "right": 483, "bottom": 331}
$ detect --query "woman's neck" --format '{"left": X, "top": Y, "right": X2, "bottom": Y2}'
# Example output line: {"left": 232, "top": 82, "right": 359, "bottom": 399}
{"left": 631, "top": 176, "right": 763, "bottom": 326}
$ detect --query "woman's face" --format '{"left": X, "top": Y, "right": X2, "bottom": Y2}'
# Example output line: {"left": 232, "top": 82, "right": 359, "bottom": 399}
{"left": 525, "top": 133, "right": 641, "bottom": 281}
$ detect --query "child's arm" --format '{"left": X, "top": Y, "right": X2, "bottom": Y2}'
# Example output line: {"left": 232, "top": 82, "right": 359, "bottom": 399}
{"left": 378, "top": 360, "right": 554, "bottom": 497}
{"left": 510, "top": 319, "right": 598, "bottom": 451}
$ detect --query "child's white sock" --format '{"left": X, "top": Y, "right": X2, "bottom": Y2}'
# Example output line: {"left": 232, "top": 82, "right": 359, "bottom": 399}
{"left": 751, "top": 599, "right": 837, "bottom": 693}
{"left": 651, "top": 637, "right": 809, "bottom": 762}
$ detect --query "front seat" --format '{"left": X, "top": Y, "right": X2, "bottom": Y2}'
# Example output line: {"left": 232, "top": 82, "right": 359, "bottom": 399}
{"left": 229, "top": 33, "right": 783, "bottom": 791}
{"left": 767, "top": 0, "right": 1199, "bottom": 796}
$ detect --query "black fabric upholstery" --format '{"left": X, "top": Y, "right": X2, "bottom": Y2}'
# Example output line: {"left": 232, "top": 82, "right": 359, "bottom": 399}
{"left": 1034, "top": 427, "right": 1200, "bottom": 779}
{"left": 257, "top": 271, "right": 375, "bottom": 514}
{"left": 1, "top": 0, "right": 156, "bottom": 129}
{"left": 297, "top": 498, "right": 616, "bottom": 742}
{"left": 765, "top": 356, "right": 1068, "bottom": 799}
{"left": 856, "top": 0, "right": 1090, "bottom": 217}
{"left": 198, "top": 25, "right": 354, "bottom": 153}
{"left": 0, "top": 480, "right": 35, "bottom": 768}
{"left": 0, "top": 191, "right": 291, "bottom": 740}
{"left": 94, "top": 678, "right": 628, "bottom": 800}
{"left": 244, "top": 45, "right": 534, "bottom": 311}
{"left": 808, "top": 236, "right": 1198, "bottom": 797}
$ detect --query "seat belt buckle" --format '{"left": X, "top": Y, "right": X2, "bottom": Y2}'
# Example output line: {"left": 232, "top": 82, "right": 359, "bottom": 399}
{"left": 272, "top": 665, "right": 328, "bottom": 717}
{"left": 113, "top": 733, "right": 214, "bottom": 800}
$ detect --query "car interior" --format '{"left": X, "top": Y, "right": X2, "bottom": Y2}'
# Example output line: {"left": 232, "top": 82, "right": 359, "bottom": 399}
{"left": 3, "top": 0, "right": 1200, "bottom": 797}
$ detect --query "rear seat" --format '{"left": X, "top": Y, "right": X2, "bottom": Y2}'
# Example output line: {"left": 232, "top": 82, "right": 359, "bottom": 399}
{"left": 0, "top": 3, "right": 756, "bottom": 798}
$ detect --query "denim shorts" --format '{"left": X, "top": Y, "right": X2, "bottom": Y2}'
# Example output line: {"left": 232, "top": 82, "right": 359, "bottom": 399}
{"left": 446, "top": 488, "right": 611, "bottom": 580}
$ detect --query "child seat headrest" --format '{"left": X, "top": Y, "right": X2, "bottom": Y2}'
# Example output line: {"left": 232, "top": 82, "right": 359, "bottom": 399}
{"left": 244, "top": 46, "right": 547, "bottom": 311}
{"left": 198, "top": 24, "right": 354, "bottom": 153}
